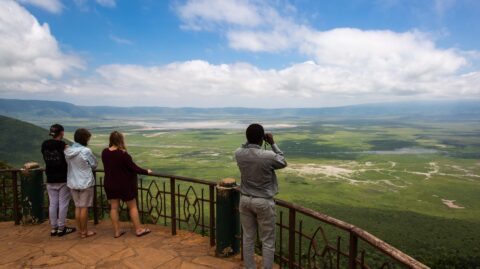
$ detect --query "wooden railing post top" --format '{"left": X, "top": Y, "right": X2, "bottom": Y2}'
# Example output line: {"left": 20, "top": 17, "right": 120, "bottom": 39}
{"left": 217, "top": 178, "right": 237, "bottom": 189}
{"left": 22, "top": 162, "right": 40, "bottom": 170}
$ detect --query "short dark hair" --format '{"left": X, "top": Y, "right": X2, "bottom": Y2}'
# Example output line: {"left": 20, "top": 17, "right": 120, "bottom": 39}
{"left": 74, "top": 128, "right": 91, "bottom": 146}
{"left": 49, "top": 124, "right": 64, "bottom": 138}
{"left": 246, "top": 123, "right": 265, "bottom": 144}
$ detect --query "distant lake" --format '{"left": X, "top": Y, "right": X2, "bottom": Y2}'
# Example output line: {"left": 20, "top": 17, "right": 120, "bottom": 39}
{"left": 130, "top": 120, "right": 297, "bottom": 130}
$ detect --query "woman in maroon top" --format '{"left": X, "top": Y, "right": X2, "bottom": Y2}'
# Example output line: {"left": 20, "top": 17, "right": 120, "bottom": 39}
{"left": 102, "top": 131, "right": 152, "bottom": 238}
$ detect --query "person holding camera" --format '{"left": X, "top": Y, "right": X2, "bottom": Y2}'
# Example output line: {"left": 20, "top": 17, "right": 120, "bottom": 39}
{"left": 235, "top": 123, "right": 287, "bottom": 269}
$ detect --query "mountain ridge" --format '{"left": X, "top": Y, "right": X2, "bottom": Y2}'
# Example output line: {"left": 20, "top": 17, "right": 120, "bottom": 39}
{"left": 1, "top": 98, "right": 479, "bottom": 120}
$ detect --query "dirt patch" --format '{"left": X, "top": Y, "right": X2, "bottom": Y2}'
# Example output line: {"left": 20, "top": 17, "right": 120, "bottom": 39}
{"left": 143, "top": 132, "right": 167, "bottom": 138}
{"left": 285, "top": 164, "right": 354, "bottom": 178}
{"left": 441, "top": 199, "right": 465, "bottom": 209}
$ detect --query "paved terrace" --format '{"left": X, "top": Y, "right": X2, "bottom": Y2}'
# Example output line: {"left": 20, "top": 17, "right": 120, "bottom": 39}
{"left": 0, "top": 221, "right": 246, "bottom": 269}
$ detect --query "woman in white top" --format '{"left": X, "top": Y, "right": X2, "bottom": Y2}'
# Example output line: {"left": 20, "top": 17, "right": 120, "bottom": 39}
{"left": 65, "top": 128, "right": 97, "bottom": 238}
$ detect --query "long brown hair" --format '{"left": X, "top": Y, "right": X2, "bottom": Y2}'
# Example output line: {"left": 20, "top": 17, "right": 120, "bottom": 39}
{"left": 109, "top": 131, "right": 127, "bottom": 151}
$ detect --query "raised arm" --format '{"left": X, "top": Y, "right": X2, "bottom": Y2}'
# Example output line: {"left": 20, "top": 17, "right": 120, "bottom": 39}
{"left": 124, "top": 152, "right": 149, "bottom": 175}
{"left": 84, "top": 148, "right": 98, "bottom": 169}
{"left": 264, "top": 133, "right": 287, "bottom": 169}
{"left": 270, "top": 144, "right": 287, "bottom": 169}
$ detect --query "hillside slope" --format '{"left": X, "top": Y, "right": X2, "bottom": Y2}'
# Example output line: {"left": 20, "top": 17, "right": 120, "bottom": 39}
{"left": 0, "top": 115, "right": 49, "bottom": 167}
{"left": 0, "top": 99, "right": 91, "bottom": 121}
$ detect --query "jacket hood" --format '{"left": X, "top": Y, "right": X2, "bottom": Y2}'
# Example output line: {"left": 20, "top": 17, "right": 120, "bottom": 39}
{"left": 64, "top": 143, "right": 84, "bottom": 159}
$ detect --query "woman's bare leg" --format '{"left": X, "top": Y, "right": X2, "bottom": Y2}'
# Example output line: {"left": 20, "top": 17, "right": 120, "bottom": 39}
{"left": 75, "top": 207, "right": 81, "bottom": 234}
{"left": 126, "top": 199, "right": 143, "bottom": 233}
{"left": 80, "top": 207, "right": 88, "bottom": 233}
{"left": 109, "top": 199, "right": 121, "bottom": 236}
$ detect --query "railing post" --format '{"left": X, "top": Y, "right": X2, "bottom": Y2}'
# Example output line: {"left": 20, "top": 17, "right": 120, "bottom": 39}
{"left": 170, "top": 177, "right": 177, "bottom": 235}
{"left": 12, "top": 171, "right": 20, "bottom": 225}
{"left": 215, "top": 178, "right": 240, "bottom": 257}
{"left": 93, "top": 171, "right": 98, "bottom": 225}
{"left": 209, "top": 184, "right": 215, "bottom": 247}
{"left": 288, "top": 207, "right": 296, "bottom": 269}
{"left": 19, "top": 164, "right": 44, "bottom": 223}
{"left": 348, "top": 232, "right": 358, "bottom": 269}
{"left": 140, "top": 177, "right": 144, "bottom": 224}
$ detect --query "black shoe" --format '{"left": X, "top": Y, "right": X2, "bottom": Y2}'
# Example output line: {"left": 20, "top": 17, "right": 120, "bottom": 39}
{"left": 50, "top": 228, "right": 58, "bottom": 236}
{"left": 57, "top": 227, "right": 76, "bottom": 237}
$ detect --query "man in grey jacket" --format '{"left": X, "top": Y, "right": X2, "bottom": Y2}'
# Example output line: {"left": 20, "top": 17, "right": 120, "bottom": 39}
{"left": 235, "top": 123, "right": 287, "bottom": 269}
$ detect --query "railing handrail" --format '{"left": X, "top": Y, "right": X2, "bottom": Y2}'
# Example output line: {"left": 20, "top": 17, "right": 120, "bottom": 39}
{"left": 275, "top": 199, "right": 428, "bottom": 269}
{"left": 0, "top": 168, "right": 428, "bottom": 268}
{"left": 1, "top": 168, "right": 218, "bottom": 187}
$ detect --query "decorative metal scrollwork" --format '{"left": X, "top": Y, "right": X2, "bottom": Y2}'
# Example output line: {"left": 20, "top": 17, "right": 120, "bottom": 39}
{"left": 182, "top": 186, "right": 201, "bottom": 231}
{"left": 146, "top": 180, "right": 163, "bottom": 224}
{"left": 307, "top": 225, "right": 336, "bottom": 269}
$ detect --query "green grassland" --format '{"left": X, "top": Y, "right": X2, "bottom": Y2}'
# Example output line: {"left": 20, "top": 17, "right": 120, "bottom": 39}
{"left": 58, "top": 118, "right": 480, "bottom": 267}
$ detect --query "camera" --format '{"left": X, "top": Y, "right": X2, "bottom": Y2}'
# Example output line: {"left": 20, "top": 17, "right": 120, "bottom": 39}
{"left": 263, "top": 132, "right": 272, "bottom": 142}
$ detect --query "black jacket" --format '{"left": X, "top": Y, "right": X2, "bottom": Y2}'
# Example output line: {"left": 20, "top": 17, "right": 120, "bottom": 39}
{"left": 41, "top": 139, "right": 68, "bottom": 183}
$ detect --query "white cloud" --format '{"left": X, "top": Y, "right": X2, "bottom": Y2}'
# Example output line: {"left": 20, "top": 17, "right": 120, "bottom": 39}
{"left": 5, "top": 59, "right": 476, "bottom": 107}
{"left": 110, "top": 35, "right": 133, "bottom": 45}
{"left": 17, "top": 0, "right": 63, "bottom": 13}
{"left": 96, "top": 0, "right": 116, "bottom": 8}
{"left": 0, "top": 1, "right": 83, "bottom": 82}
{"left": 169, "top": 0, "right": 479, "bottom": 104}
{"left": 176, "top": 0, "right": 264, "bottom": 30}
{"left": 178, "top": 0, "right": 467, "bottom": 80}
{"left": 301, "top": 28, "right": 466, "bottom": 76}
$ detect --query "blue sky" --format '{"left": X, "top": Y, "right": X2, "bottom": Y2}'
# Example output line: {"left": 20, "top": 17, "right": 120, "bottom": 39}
{"left": 0, "top": 0, "right": 479, "bottom": 107}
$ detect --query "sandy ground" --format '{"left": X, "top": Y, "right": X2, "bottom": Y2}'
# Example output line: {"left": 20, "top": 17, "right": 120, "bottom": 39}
{"left": 441, "top": 199, "right": 465, "bottom": 209}
{"left": 285, "top": 164, "right": 355, "bottom": 178}
{"left": 143, "top": 132, "right": 167, "bottom": 138}
{"left": 283, "top": 160, "right": 478, "bottom": 191}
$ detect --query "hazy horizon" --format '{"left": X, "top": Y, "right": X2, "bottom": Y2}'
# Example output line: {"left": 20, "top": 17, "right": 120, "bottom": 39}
{"left": 2, "top": 97, "right": 480, "bottom": 110}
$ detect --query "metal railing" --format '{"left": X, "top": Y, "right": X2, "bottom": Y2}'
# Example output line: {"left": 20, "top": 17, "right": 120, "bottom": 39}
{"left": 0, "top": 169, "right": 428, "bottom": 269}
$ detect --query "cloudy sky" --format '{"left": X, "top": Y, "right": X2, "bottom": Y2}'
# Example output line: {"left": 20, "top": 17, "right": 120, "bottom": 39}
{"left": 0, "top": 0, "right": 479, "bottom": 107}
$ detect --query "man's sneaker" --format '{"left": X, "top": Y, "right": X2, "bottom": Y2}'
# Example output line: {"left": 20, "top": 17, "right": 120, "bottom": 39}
{"left": 57, "top": 227, "right": 76, "bottom": 237}
{"left": 50, "top": 228, "right": 58, "bottom": 236}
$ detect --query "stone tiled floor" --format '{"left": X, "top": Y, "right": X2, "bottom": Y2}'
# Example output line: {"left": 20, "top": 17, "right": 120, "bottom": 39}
{"left": 0, "top": 221, "right": 244, "bottom": 269}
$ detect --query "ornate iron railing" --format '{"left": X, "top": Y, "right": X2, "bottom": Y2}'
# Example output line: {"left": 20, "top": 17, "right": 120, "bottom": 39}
{"left": 0, "top": 169, "right": 428, "bottom": 269}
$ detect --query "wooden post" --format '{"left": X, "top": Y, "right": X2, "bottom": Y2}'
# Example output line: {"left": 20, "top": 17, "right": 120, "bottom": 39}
{"left": 93, "top": 171, "right": 98, "bottom": 225}
{"left": 288, "top": 207, "right": 296, "bottom": 269}
{"left": 140, "top": 177, "right": 144, "bottom": 223}
{"left": 348, "top": 232, "right": 358, "bottom": 269}
{"left": 209, "top": 184, "right": 215, "bottom": 247}
{"left": 12, "top": 171, "right": 20, "bottom": 225}
{"left": 170, "top": 177, "right": 176, "bottom": 235}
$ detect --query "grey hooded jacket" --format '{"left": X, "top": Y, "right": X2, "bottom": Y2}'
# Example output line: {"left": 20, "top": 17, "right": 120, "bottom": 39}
{"left": 64, "top": 143, "right": 98, "bottom": 190}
